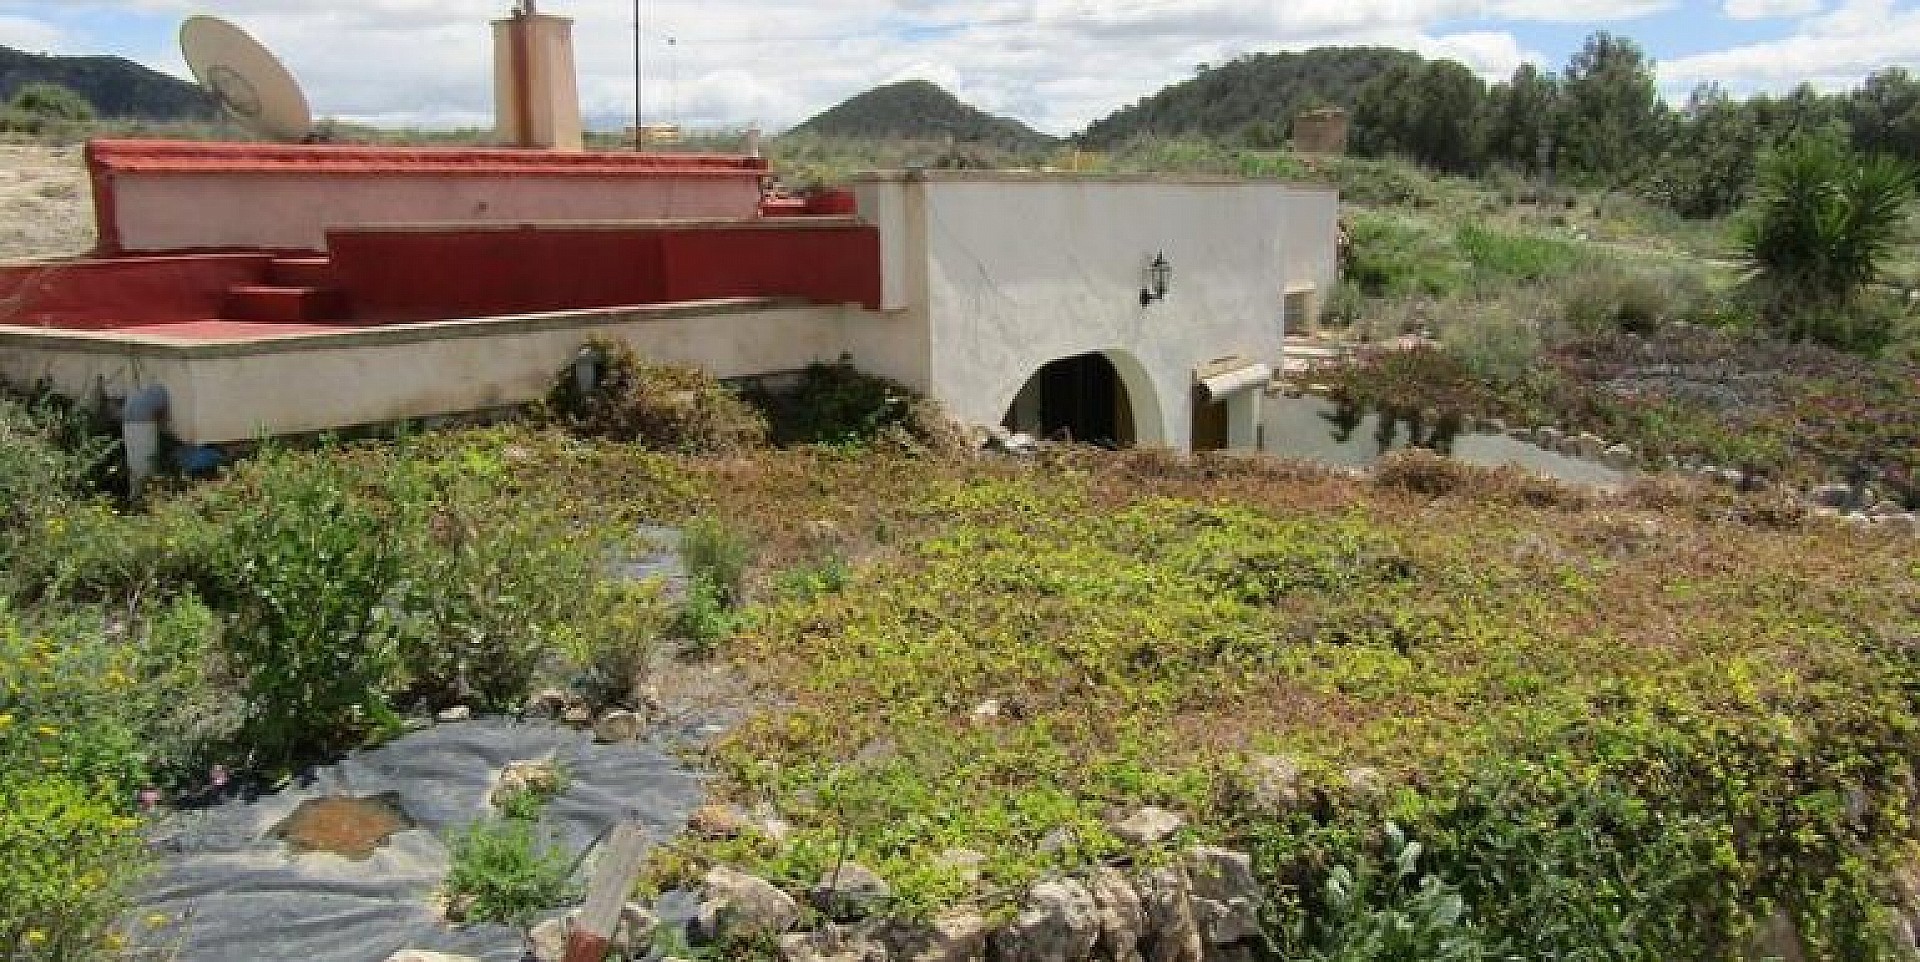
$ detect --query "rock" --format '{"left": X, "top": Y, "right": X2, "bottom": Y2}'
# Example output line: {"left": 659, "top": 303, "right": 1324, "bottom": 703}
{"left": 386, "top": 953, "right": 480, "bottom": 962}
{"left": 593, "top": 709, "right": 644, "bottom": 743}
{"left": 1810, "top": 483, "right": 1856, "bottom": 510}
{"left": 889, "top": 911, "right": 992, "bottom": 962}
{"left": 1109, "top": 806, "right": 1185, "bottom": 847}
{"left": 635, "top": 682, "right": 665, "bottom": 719}
{"left": 1182, "top": 847, "right": 1261, "bottom": 947}
{"left": 1245, "top": 754, "right": 1304, "bottom": 813}
{"left": 812, "top": 861, "right": 893, "bottom": 919}
{"left": 1341, "top": 766, "right": 1384, "bottom": 797}
{"left": 435, "top": 705, "right": 471, "bottom": 723}
{"left": 556, "top": 902, "right": 657, "bottom": 957}
{"left": 528, "top": 916, "right": 569, "bottom": 962}
{"left": 991, "top": 878, "right": 1100, "bottom": 962}
{"left": 780, "top": 925, "right": 889, "bottom": 962}
{"left": 1533, "top": 426, "right": 1563, "bottom": 448}
{"left": 560, "top": 703, "right": 593, "bottom": 726}
{"left": 970, "top": 699, "right": 1003, "bottom": 723}
{"left": 696, "top": 866, "right": 801, "bottom": 942}
{"left": 690, "top": 802, "right": 752, "bottom": 839}
{"left": 1088, "top": 866, "right": 1146, "bottom": 962}
{"left": 1135, "top": 867, "right": 1203, "bottom": 962}
{"left": 524, "top": 688, "right": 573, "bottom": 719}
{"left": 933, "top": 848, "right": 987, "bottom": 884}
{"left": 1604, "top": 443, "right": 1635, "bottom": 469}
{"left": 1037, "top": 827, "right": 1074, "bottom": 855}
{"left": 752, "top": 803, "right": 796, "bottom": 844}
{"left": 492, "top": 759, "right": 561, "bottom": 808}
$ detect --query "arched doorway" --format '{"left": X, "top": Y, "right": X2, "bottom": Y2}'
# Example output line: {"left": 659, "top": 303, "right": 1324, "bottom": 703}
{"left": 1002, "top": 352, "right": 1137, "bottom": 448}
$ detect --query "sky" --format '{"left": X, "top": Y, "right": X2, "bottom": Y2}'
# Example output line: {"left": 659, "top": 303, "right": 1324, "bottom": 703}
{"left": 2, "top": 0, "right": 1917, "bottom": 135}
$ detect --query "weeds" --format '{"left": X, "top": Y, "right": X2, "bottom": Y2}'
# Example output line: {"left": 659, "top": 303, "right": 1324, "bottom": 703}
{"left": 442, "top": 818, "right": 576, "bottom": 926}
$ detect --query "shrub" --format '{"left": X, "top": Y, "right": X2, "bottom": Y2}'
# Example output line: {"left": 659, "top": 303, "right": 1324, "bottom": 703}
{"left": 0, "top": 774, "right": 146, "bottom": 962}
{"left": 1436, "top": 299, "right": 1544, "bottom": 386}
{"left": 1455, "top": 222, "right": 1581, "bottom": 284}
{"left": 1737, "top": 135, "right": 1916, "bottom": 349}
{"left": 0, "top": 83, "right": 95, "bottom": 137}
{"left": 556, "top": 579, "right": 676, "bottom": 708}
{"left": 752, "top": 358, "right": 963, "bottom": 454}
{"left": 682, "top": 515, "right": 752, "bottom": 606}
{"left": 442, "top": 818, "right": 576, "bottom": 926}
{"left": 549, "top": 339, "right": 767, "bottom": 453}
{"left": 1554, "top": 262, "right": 1692, "bottom": 338}
{"left": 1305, "top": 824, "right": 1488, "bottom": 962}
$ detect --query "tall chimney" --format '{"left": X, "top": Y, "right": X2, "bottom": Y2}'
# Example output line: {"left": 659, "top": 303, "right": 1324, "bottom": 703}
{"left": 494, "top": 3, "right": 584, "bottom": 150}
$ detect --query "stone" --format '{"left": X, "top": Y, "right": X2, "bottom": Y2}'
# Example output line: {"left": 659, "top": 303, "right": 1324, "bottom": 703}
{"left": 991, "top": 878, "right": 1100, "bottom": 962}
{"left": 1810, "top": 483, "right": 1856, "bottom": 510}
{"left": 970, "top": 699, "right": 1003, "bottom": 723}
{"left": 528, "top": 916, "right": 569, "bottom": 962}
{"left": 492, "top": 758, "right": 561, "bottom": 808}
{"left": 1341, "top": 766, "right": 1384, "bottom": 796}
{"left": 593, "top": 709, "right": 644, "bottom": 743}
{"left": 780, "top": 925, "right": 890, "bottom": 962}
{"left": 1245, "top": 754, "right": 1304, "bottom": 813}
{"left": 559, "top": 903, "right": 659, "bottom": 957}
{"left": 386, "top": 953, "right": 480, "bottom": 962}
{"left": 752, "top": 803, "right": 796, "bottom": 844}
{"left": 1109, "top": 806, "right": 1185, "bottom": 847}
{"left": 812, "top": 861, "right": 893, "bottom": 919}
{"left": 1182, "top": 847, "right": 1261, "bottom": 947}
{"left": 696, "top": 866, "right": 801, "bottom": 942}
{"left": 635, "top": 682, "right": 665, "bottom": 719}
{"left": 560, "top": 703, "right": 593, "bottom": 726}
{"left": 1088, "top": 866, "right": 1146, "bottom": 962}
{"left": 1604, "top": 443, "right": 1635, "bottom": 468}
{"left": 933, "top": 848, "right": 987, "bottom": 884}
{"left": 1037, "top": 827, "right": 1074, "bottom": 855}
{"left": 889, "top": 911, "right": 991, "bottom": 962}
{"left": 524, "top": 688, "right": 573, "bottom": 719}
{"left": 1135, "top": 867, "right": 1203, "bottom": 962}
{"left": 435, "top": 705, "right": 471, "bottom": 723}
{"left": 690, "top": 802, "right": 752, "bottom": 839}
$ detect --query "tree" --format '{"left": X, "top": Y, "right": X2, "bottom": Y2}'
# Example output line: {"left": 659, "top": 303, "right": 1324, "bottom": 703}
{"left": 1848, "top": 67, "right": 1920, "bottom": 157}
{"left": 1641, "top": 84, "right": 1762, "bottom": 218}
{"left": 1736, "top": 134, "right": 1915, "bottom": 348}
{"left": 1352, "top": 59, "right": 1486, "bottom": 174}
{"left": 1557, "top": 32, "right": 1664, "bottom": 185}
{"left": 1480, "top": 63, "right": 1558, "bottom": 173}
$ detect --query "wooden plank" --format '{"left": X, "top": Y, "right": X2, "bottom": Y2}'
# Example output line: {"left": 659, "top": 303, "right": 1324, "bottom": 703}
{"left": 562, "top": 821, "right": 650, "bottom": 962}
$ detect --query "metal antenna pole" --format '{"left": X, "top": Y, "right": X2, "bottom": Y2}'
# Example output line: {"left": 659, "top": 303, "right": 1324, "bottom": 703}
{"left": 632, "top": 0, "right": 643, "bottom": 150}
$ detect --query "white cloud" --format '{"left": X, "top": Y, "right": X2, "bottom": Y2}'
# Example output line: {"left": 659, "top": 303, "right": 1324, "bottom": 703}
{"left": 1663, "top": 0, "right": 1920, "bottom": 94}
{"left": 30, "top": 0, "right": 1695, "bottom": 136}
{"left": 0, "top": 14, "right": 68, "bottom": 53}
{"left": 1722, "top": 0, "right": 1823, "bottom": 18}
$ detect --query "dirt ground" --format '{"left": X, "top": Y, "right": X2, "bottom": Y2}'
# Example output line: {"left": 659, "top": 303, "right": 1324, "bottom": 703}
{"left": 0, "top": 142, "right": 94, "bottom": 261}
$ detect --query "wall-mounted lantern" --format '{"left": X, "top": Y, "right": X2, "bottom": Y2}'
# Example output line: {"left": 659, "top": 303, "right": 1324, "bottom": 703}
{"left": 1140, "top": 251, "right": 1172, "bottom": 306}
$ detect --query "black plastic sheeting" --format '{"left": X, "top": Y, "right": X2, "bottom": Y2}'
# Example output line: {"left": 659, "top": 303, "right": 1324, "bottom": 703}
{"left": 134, "top": 717, "right": 707, "bottom": 962}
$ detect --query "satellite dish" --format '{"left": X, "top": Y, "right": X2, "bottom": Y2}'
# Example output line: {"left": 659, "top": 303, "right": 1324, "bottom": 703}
{"left": 180, "top": 16, "right": 313, "bottom": 142}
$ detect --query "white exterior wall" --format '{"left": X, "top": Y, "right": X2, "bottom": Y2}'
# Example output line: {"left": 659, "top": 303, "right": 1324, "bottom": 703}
{"left": 0, "top": 300, "right": 848, "bottom": 443}
{"left": 885, "top": 175, "right": 1337, "bottom": 451}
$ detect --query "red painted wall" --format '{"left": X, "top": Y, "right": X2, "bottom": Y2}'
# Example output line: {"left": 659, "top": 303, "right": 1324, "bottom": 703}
{"left": 0, "top": 254, "right": 272, "bottom": 329}
{"left": 329, "top": 221, "right": 880, "bottom": 323}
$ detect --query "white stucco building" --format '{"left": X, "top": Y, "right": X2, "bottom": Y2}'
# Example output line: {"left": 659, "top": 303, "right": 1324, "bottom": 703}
{"left": 1, "top": 163, "right": 1338, "bottom": 457}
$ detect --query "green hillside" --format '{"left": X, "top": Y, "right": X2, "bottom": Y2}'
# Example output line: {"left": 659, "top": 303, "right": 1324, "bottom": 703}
{"left": 1078, "top": 46, "right": 1421, "bottom": 147}
{"left": 0, "top": 46, "right": 212, "bottom": 121}
{"left": 790, "top": 80, "right": 1056, "bottom": 153}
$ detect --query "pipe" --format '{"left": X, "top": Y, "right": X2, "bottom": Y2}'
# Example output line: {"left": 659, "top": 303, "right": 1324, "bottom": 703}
{"left": 122, "top": 384, "right": 168, "bottom": 498}
{"left": 1197, "top": 362, "right": 1272, "bottom": 403}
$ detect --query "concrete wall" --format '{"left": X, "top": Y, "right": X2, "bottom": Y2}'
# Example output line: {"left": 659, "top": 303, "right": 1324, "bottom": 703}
{"left": 867, "top": 174, "right": 1338, "bottom": 451}
{"left": 0, "top": 300, "right": 851, "bottom": 443}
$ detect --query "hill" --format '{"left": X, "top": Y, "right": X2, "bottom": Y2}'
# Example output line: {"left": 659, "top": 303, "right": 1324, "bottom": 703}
{"left": 789, "top": 80, "right": 1056, "bottom": 153}
{"left": 0, "top": 46, "right": 212, "bottom": 121}
{"left": 1078, "top": 46, "right": 1423, "bottom": 148}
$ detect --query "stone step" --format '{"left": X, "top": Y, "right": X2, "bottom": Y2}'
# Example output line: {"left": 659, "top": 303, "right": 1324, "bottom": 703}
{"left": 266, "top": 256, "right": 337, "bottom": 288}
{"left": 224, "top": 284, "right": 348, "bottom": 323}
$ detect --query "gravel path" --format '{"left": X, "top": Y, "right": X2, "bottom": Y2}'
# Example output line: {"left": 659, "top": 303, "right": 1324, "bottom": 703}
{"left": 0, "top": 142, "right": 93, "bottom": 261}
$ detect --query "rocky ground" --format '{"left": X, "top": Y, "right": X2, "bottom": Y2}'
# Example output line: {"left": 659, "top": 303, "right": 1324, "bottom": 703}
{"left": 0, "top": 142, "right": 93, "bottom": 261}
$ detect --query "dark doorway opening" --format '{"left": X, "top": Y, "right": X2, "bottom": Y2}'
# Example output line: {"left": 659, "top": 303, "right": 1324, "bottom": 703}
{"left": 1004, "top": 352, "right": 1135, "bottom": 447}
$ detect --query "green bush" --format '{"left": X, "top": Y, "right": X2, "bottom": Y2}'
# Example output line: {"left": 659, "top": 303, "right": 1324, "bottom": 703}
{"left": 443, "top": 818, "right": 576, "bottom": 926}
{"left": 0, "top": 83, "right": 95, "bottom": 137}
{"left": 1455, "top": 222, "right": 1581, "bottom": 284}
{"left": 549, "top": 339, "right": 767, "bottom": 453}
{"left": 0, "top": 774, "right": 145, "bottom": 962}
{"left": 1344, "top": 212, "right": 1464, "bottom": 298}
{"left": 1304, "top": 824, "right": 1488, "bottom": 962}
{"left": 556, "top": 579, "right": 676, "bottom": 708}
{"left": 752, "top": 358, "right": 958, "bottom": 453}
{"left": 683, "top": 515, "right": 752, "bottom": 605}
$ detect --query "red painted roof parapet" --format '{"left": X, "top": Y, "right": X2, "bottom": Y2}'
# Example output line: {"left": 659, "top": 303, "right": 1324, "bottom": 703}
{"left": 85, "top": 139, "right": 770, "bottom": 178}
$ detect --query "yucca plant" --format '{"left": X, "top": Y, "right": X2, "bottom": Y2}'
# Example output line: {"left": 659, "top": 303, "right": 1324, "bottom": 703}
{"left": 1735, "top": 134, "right": 1914, "bottom": 348}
